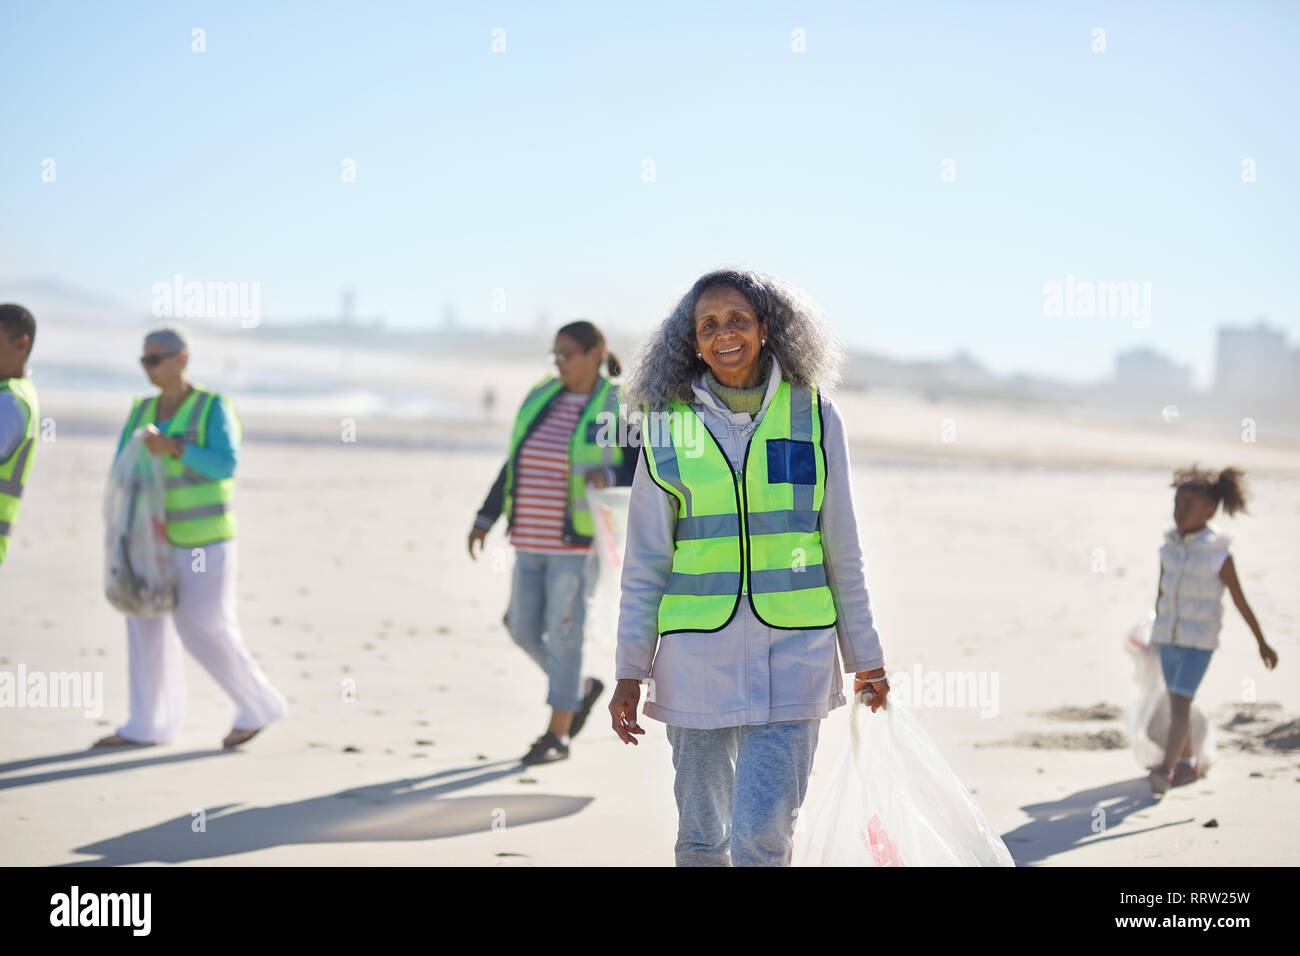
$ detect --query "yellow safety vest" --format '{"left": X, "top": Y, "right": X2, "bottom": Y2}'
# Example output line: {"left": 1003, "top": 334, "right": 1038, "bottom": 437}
{"left": 0, "top": 376, "right": 39, "bottom": 566}
{"left": 504, "top": 375, "right": 623, "bottom": 543}
{"left": 119, "top": 385, "right": 241, "bottom": 547}
{"left": 643, "top": 378, "right": 837, "bottom": 634}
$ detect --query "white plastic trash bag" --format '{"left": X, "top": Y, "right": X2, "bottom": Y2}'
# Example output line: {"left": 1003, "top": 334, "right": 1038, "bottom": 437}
{"left": 793, "top": 690, "right": 1014, "bottom": 867}
{"left": 1122, "top": 611, "right": 1217, "bottom": 773}
{"left": 585, "top": 485, "right": 630, "bottom": 643}
{"left": 104, "top": 430, "right": 176, "bottom": 615}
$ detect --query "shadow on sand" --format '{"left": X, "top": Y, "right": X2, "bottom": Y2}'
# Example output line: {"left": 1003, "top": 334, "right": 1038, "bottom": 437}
{"left": 0, "top": 746, "right": 231, "bottom": 789}
{"left": 13, "top": 751, "right": 592, "bottom": 865}
{"left": 1000, "top": 776, "right": 1197, "bottom": 865}
{"left": 16, "top": 750, "right": 1188, "bottom": 866}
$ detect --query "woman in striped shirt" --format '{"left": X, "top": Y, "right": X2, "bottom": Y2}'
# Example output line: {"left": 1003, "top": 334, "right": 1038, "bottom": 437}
{"left": 468, "top": 321, "right": 637, "bottom": 764}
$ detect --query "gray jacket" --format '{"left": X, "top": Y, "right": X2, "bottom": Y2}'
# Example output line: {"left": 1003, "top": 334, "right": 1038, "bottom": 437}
{"left": 614, "top": 353, "right": 887, "bottom": 729}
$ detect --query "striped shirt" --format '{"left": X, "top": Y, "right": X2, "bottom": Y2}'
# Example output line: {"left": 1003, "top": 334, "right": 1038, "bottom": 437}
{"left": 509, "top": 390, "right": 592, "bottom": 553}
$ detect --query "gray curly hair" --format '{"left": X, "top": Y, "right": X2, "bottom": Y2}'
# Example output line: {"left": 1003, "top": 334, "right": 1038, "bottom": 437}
{"left": 624, "top": 268, "right": 845, "bottom": 412}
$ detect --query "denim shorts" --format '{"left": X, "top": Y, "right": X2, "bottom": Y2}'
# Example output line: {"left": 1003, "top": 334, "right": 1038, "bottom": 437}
{"left": 1157, "top": 643, "right": 1214, "bottom": 699}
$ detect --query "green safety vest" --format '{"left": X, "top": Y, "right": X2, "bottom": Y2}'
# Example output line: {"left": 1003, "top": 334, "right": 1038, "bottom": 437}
{"left": 119, "top": 385, "right": 242, "bottom": 547}
{"left": 504, "top": 375, "right": 623, "bottom": 543}
{"left": 642, "top": 378, "right": 837, "bottom": 634}
{"left": 0, "top": 376, "right": 39, "bottom": 566}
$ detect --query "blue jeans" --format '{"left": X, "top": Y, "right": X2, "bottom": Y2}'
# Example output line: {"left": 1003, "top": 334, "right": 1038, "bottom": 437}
{"left": 503, "top": 548, "right": 597, "bottom": 713}
{"left": 1157, "top": 643, "right": 1214, "bottom": 699}
{"left": 666, "top": 718, "right": 820, "bottom": 867}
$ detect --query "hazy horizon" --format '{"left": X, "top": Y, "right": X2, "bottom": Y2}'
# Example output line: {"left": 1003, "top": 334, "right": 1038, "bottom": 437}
{"left": 4, "top": 2, "right": 1298, "bottom": 392}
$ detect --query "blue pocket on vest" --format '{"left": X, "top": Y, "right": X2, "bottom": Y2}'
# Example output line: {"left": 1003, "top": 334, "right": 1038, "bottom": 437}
{"left": 766, "top": 438, "right": 816, "bottom": 484}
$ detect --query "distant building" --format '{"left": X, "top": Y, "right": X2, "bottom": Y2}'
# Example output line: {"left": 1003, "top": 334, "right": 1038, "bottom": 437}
{"left": 939, "top": 349, "right": 995, "bottom": 388}
{"left": 1114, "top": 348, "right": 1192, "bottom": 394}
{"left": 1215, "top": 319, "right": 1291, "bottom": 396}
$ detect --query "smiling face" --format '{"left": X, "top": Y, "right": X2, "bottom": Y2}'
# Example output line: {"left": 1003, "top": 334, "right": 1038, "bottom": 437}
{"left": 1173, "top": 486, "right": 1217, "bottom": 533}
{"left": 692, "top": 285, "right": 768, "bottom": 389}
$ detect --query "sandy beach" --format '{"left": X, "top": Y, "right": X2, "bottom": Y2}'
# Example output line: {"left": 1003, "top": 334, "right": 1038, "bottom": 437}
{"left": 1, "top": 377, "right": 1297, "bottom": 866}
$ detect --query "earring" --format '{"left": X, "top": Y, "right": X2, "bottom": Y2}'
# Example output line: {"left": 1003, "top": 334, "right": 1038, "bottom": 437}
{"left": 696, "top": 352, "right": 702, "bottom": 359}
{"left": 761, "top": 338, "right": 766, "bottom": 346}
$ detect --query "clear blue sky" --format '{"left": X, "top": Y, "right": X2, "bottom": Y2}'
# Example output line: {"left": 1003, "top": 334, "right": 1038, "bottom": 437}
{"left": 3, "top": 0, "right": 1297, "bottom": 386}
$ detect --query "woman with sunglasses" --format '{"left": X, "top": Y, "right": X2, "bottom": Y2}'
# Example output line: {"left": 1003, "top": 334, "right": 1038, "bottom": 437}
{"left": 94, "top": 327, "right": 288, "bottom": 750}
{"left": 467, "top": 320, "right": 637, "bottom": 765}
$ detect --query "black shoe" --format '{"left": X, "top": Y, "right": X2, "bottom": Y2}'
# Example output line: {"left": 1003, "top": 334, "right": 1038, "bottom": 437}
{"left": 520, "top": 732, "right": 569, "bottom": 766}
{"left": 567, "top": 677, "right": 605, "bottom": 739}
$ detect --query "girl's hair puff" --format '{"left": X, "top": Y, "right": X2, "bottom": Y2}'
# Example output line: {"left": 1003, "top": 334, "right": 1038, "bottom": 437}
{"left": 1171, "top": 464, "right": 1250, "bottom": 517}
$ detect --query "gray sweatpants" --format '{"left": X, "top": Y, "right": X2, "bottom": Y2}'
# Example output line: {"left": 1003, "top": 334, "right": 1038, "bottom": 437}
{"left": 665, "top": 718, "right": 820, "bottom": 867}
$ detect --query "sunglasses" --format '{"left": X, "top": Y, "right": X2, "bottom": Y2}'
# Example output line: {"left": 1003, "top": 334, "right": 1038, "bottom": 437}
{"left": 551, "top": 347, "right": 590, "bottom": 364}
{"left": 139, "top": 350, "right": 178, "bottom": 368}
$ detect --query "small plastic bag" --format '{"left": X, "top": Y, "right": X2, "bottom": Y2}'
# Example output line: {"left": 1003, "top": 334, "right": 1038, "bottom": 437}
{"left": 793, "top": 690, "right": 1014, "bottom": 867}
{"left": 585, "top": 485, "right": 630, "bottom": 643}
{"left": 104, "top": 430, "right": 176, "bottom": 615}
{"left": 1122, "top": 611, "right": 1217, "bottom": 773}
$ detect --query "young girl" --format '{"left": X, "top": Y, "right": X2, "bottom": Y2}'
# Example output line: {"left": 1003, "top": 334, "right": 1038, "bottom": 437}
{"left": 1147, "top": 466, "right": 1279, "bottom": 795}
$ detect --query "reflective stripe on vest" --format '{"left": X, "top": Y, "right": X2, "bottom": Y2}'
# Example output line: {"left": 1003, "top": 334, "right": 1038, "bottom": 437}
{"left": 0, "top": 376, "right": 39, "bottom": 565}
{"left": 503, "top": 375, "right": 625, "bottom": 542}
{"left": 121, "top": 386, "right": 240, "bottom": 547}
{"left": 642, "top": 378, "right": 837, "bottom": 634}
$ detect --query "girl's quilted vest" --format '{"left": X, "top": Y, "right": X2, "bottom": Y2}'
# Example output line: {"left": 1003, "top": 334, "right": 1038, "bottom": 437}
{"left": 1151, "top": 525, "right": 1230, "bottom": 651}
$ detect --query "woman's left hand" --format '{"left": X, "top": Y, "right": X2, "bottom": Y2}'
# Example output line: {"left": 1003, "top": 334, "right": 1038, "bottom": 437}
{"left": 853, "top": 668, "right": 889, "bottom": 712}
{"left": 584, "top": 469, "right": 609, "bottom": 489}
{"left": 142, "top": 425, "right": 182, "bottom": 457}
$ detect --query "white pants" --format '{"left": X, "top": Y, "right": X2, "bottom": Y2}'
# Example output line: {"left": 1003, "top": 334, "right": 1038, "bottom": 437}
{"left": 117, "top": 539, "right": 288, "bottom": 744}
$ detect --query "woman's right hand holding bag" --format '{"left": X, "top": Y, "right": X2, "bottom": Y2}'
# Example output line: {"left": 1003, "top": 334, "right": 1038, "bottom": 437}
{"left": 853, "top": 668, "right": 890, "bottom": 712}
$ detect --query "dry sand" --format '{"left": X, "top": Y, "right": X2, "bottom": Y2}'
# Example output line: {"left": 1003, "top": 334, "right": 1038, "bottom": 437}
{"left": 1, "top": 382, "right": 1297, "bottom": 866}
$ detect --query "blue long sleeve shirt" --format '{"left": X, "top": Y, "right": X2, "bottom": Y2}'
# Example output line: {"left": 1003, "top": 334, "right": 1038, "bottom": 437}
{"left": 114, "top": 393, "right": 239, "bottom": 480}
{"left": 0, "top": 392, "right": 27, "bottom": 461}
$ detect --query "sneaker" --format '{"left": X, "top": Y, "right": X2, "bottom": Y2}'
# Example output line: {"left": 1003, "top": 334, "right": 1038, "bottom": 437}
{"left": 1171, "top": 760, "right": 1199, "bottom": 787}
{"left": 567, "top": 677, "right": 605, "bottom": 739}
{"left": 1147, "top": 766, "right": 1174, "bottom": 796}
{"left": 520, "top": 732, "right": 569, "bottom": 766}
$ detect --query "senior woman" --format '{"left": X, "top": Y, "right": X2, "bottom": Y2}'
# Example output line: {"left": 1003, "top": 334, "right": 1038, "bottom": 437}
{"left": 609, "top": 268, "right": 890, "bottom": 867}
{"left": 94, "top": 327, "right": 288, "bottom": 750}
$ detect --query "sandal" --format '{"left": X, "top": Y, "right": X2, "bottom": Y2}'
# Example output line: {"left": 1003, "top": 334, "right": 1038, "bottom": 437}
{"left": 1147, "top": 765, "right": 1174, "bottom": 795}
{"left": 1171, "top": 759, "right": 1199, "bottom": 787}
{"left": 92, "top": 733, "right": 153, "bottom": 748}
{"left": 222, "top": 727, "right": 262, "bottom": 749}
